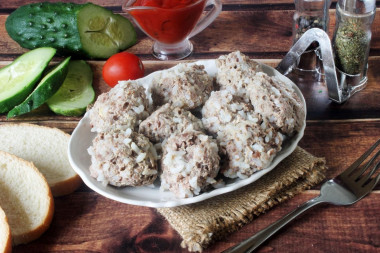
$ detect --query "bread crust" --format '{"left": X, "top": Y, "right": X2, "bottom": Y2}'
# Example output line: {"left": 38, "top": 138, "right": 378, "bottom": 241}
{"left": 0, "top": 206, "right": 12, "bottom": 253}
{"left": 51, "top": 174, "right": 82, "bottom": 197}
{"left": 0, "top": 151, "right": 54, "bottom": 246}
{"left": 0, "top": 123, "right": 82, "bottom": 196}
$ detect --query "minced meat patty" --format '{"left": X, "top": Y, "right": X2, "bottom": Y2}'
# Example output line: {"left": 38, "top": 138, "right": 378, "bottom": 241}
{"left": 215, "top": 51, "right": 305, "bottom": 136}
{"left": 202, "top": 90, "right": 262, "bottom": 136}
{"left": 88, "top": 128, "right": 158, "bottom": 187}
{"left": 160, "top": 131, "right": 220, "bottom": 198}
{"left": 247, "top": 72, "right": 305, "bottom": 136}
{"left": 217, "top": 119, "right": 284, "bottom": 179}
{"left": 216, "top": 51, "right": 262, "bottom": 99}
{"left": 139, "top": 103, "right": 204, "bottom": 143}
{"left": 89, "top": 81, "right": 150, "bottom": 133}
{"left": 152, "top": 63, "right": 213, "bottom": 110}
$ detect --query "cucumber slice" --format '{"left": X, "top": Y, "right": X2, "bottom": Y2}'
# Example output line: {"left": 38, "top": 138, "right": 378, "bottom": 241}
{"left": 0, "top": 47, "right": 56, "bottom": 113}
{"left": 77, "top": 4, "right": 137, "bottom": 59}
{"left": 7, "top": 57, "right": 71, "bottom": 118}
{"left": 47, "top": 60, "right": 95, "bottom": 116}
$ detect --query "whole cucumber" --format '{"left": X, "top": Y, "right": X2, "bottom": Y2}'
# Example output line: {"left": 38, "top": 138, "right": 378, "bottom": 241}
{"left": 6, "top": 2, "right": 137, "bottom": 59}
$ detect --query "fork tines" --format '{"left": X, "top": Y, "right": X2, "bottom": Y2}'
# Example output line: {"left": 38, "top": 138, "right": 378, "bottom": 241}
{"left": 339, "top": 138, "right": 380, "bottom": 188}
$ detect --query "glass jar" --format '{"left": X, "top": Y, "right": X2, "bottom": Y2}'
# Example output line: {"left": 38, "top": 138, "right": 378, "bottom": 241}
{"left": 332, "top": 0, "right": 376, "bottom": 81}
{"left": 293, "top": 0, "right": 329, "bottom": 44}
{"left": 292, "top": 0, "right": 331, "bottom": 74}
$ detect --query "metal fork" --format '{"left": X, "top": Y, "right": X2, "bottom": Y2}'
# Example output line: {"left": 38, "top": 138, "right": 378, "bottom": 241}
{"left": 223, "top": 138, "right": 380, "bottom": 253}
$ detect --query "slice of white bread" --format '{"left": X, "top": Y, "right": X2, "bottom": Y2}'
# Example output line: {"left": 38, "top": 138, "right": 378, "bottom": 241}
{"left": 0, "top": 123, "right": 82, "bottom": 196}
{"left": 0, "top": 151, "right": 54, "bottom": 246}
{"left": 0, "top": 206, "right": 11, "bottom": 253}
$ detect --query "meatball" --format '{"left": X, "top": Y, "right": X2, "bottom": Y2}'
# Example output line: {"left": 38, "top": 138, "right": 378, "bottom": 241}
{"left": 217, "top": 120, "right": 284, "bottom": 179}
{"left": 202, "top": 90, "right": 262, "bottom": 136}
{"left": 88, "top": 128, "right": 158, "bottom": 187}
{"left": 152, "top": 63, "right": 213, "bottom": 110}
{"left": 160, "top": 131, "right": 220, "bottom": 198}
{"left": 89, "top": 81, "right": 150, "bottom": 133}
{"left": 216, "top": 51, "right": 262, "bottom": 98}
{"left": 139, "top": 103, "right": 204, "bottom": 143}
{"left": 247, "top": 72, "right": 305, "bottom": 135}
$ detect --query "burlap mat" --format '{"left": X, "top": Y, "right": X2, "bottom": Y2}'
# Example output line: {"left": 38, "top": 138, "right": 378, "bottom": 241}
{"left": 157, "top": 146, "right": 327, "bottom": 252}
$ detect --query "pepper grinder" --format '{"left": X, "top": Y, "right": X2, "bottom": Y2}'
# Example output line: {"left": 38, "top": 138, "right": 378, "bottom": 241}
{"left": 292, "top": 0, "right": 331, "bottom": 74}
{"left": 332, "top": 0, "right": 376, "bottom": 97}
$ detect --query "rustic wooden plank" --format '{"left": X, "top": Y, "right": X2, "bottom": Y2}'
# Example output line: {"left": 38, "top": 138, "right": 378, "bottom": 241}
{"left": 57, "top": 118, "right": 380, "bottom": 191}
{"left": 2, "top": 118, "right": 375, "bottom": 191}
{"left": 12, "top": 192, "right": 185, "bottom": 252}
{"left": 1, "top": 8, "right": 380, "bottom": 60}
{"left": 0, "top": 0, "right": 298, "bottom": 11}
{"left": 210, "top": 191, "right": 380, "bottom": 253}
{"left": 2, "top": 57, "right": 380, "bottom": 122}
{"left": 9, "top": 118, "right": 380, "bottom": 252}
{"left": 300, "top": 120, "right": 380, "bottom": 181}
{"left": 12, "top": 190, "right": 380, "bottom": 252}
{"left": 2, "top": 1, "right": 379, "bottom": 253}
{"left": 5, "top": 103, "right": 379, "bottom": 253}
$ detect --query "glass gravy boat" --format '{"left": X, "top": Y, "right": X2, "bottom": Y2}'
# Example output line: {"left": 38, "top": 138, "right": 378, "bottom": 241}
{"left": 123, "top": 0, "right": 222, "bottom": 60}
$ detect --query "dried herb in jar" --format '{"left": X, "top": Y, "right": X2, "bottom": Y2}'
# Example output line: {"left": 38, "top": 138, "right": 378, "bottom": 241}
{"left": 333, "top": 18, "right": 369, "bottom": 75}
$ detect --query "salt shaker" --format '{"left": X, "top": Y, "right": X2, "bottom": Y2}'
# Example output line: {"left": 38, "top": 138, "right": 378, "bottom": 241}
{"left": 292, "top": 0, "right": 331, "bottom": 73}
{"left": 332, "top": 0, "right": 376, "bottom": 95}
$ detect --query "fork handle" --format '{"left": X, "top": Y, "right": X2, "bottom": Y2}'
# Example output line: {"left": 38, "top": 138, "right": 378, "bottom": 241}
{"left": 222, "top": 196, "right": 324, "bottom": 253}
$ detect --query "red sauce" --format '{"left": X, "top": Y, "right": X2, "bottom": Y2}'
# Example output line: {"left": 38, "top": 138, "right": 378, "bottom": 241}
{"left": 130, "top": 0, "right": 206, "bottom": 44}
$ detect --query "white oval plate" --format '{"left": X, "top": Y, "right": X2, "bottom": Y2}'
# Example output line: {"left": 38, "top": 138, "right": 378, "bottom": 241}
{"left": 68, "top": 59, "right": 306, "bottom": 208}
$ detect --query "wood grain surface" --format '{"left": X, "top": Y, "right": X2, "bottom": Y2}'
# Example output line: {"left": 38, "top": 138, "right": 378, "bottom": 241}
{"left": 0, "top": 0, "right": 379, "bottom": 252}
{"left": 0, "top": 2, "right": 380, "bottom": 60}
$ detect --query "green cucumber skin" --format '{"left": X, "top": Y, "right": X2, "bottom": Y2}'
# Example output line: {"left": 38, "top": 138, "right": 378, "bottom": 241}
{"left": 7, "top": 57, "right": 71, "bottom": 118}
{"left": 6, "top": 3, "right": 84, "bottom": 56}
{"left": 6, "top": 2, "right": 137, "bottom": 59}
{"left": 0, "top": 47, "right": 56, "bottom": 113}
{"left": 47, "top": 60, "right": 95, "bottom": 117}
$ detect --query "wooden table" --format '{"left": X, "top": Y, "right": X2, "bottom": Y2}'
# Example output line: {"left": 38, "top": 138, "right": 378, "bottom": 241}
{"left": 1, "top": 1, "right": 379, "bottom": 252}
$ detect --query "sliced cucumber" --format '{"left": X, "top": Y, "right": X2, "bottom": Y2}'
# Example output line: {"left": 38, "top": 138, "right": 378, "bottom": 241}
{"left": 77, "top": 4, "right": 137, "bottom": 58}
{"left": 7, "top": 57, "right": 71, "bottom": 118}
{"left": 0, "top": 47, "right": 56, "bottom": 113}
{"left": 47, "top": 60, "right": 95, "bottom": 116}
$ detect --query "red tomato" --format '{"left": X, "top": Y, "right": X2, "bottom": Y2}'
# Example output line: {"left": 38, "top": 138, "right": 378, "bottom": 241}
{"left": 102, "top": 52, "right": 145, "bottom": 87}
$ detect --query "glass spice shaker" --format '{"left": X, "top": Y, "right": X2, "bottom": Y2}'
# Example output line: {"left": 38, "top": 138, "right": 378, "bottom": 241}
{"left": 292, "top": 0, "right": 331, "bottom": 74}
{"left": 332, "top": 0, "right": 376, "bottom": 96}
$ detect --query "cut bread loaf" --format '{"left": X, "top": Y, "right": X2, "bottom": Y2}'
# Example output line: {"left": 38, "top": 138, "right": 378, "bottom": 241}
{"left": 0, "top": 123, "right": 82, "bottom": 196}
{"left": 0, "top": 206, "right": 11, "bottom": 253}
{"left": 0, "top": 151, "right": 54, "bottom": 246}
